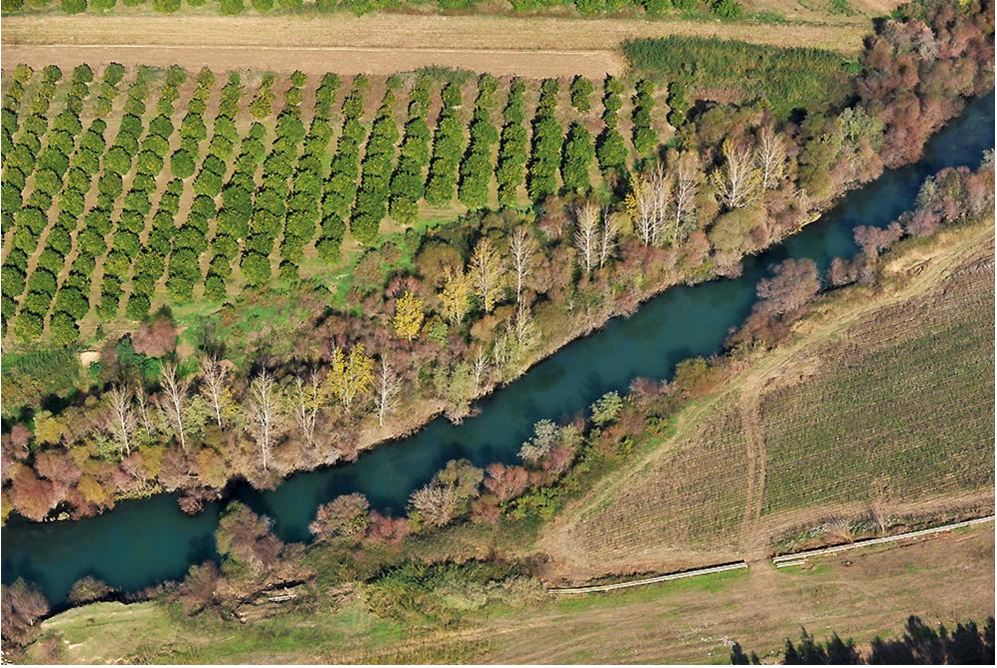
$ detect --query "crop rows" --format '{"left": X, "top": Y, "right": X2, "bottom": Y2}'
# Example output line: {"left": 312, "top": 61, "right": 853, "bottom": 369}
{"left": 10, "top": 65, "right": 110, "bottom": 344}
{"left": 317, "top": 78, "right": 368, "bottom": 262}
{"left": 44, "top": 66, "right": 162, "bottom": 342}
{"left": 425, "top": 81, "right": 466, "bottom": 207}
{"left": 596, "top": 76, "right": 628, "bottom": 174}
{"left": 527, "top": 79, "right": 563, "bottom": 202}
{"left": 279, "top": 73, "right": 340, "bottom": 277}
{"left": 496, "top": 78, "right": 529, "bottom": 207}
{"left": 458, "top": 75, "right": 500, "bottom": 210}
{"left": 761, "top": 271, "right": 995, "bottom": 515}
{"left": 5, "top": 65, "right": 110, "bottom": 341}
{"left": 350, "top": 84, "right": 400, "bottom": 245}
{"left": 2, "top": 67, "right": 660, "bottom": 343}
{"left": 388, "top": 76, "right": 432, "bottom": 226}
{"left": 94, "top": 65, "right": 189, "bottom": 320}
{"left": 125, "top": 68, "right": 217, "bottom": 318}
{"left": 239, "top": 73, "right": 308, "bottom": 288}
{"left": 2, "top": 65, "right": 67, "bottom": 334}
{"left": 197, "top": 75, "right": 256, "bottom": 302}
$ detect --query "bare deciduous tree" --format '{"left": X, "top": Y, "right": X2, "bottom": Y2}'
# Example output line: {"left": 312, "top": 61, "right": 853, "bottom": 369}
{"left": 471, "top": 347, "right": 489, "bottom": 394}
{"left": 573, "top": 203, "right": 600, "bottom": 273}
{"left": 508, "top": 226, "right": 537, "bottom": 304}
{"left": 598, "top": 211, "right": 620, "bottom": 269}
{"left": 755, "top": 126, "right": 786, "bottom": 190}
{"left": 159, "top": 362, "right": 191, "bottom": 453}
{"left": 625, "top": 162, "right": 670, "bottom": 246}
{"left": 107, "top": 385, "right": 136, "bottom": 457}
{"left": 514, "top": 301, "right": 538, "bottom": 348}
{"left": 374, "top": 357, "right": 401, "bottom": 428}
{"left": 670, "top": 152, "right": 700, "bottom": 242}
{"left": 200, "top": 355, "right": 230, "bottom": 430}
{"left": 134, "top": 383, "right": 154, "bottom": 435}
{"left": 288, "top": 370, "right": 322, "bottom": 446}
{"left": 711, "top": 138, "right": 761, "bottom": 210}
{"left": 247, "top": 371, "right": 279, "bottom": 472}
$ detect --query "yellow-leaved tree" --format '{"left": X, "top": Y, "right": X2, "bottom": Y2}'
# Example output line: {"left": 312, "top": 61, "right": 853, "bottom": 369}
{"left": 440, "top": 266, "right": 472, "bottom": 325}
{"left": 393, "top": 290, "right": 426, "bottom": 341}
{"left": 470, "top": 237, "right": 504, "bottom": 313}
{"left": 324, "top": 344, "right": 375, "bottom": 414}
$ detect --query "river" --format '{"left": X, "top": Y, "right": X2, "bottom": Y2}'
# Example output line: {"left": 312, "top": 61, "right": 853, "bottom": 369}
{"left": 2, "top": 93, "right": 993, "bottom": 607}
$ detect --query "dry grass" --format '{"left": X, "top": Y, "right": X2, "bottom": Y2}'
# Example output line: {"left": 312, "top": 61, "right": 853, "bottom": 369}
{"left": 1, "top": 13, "right": 878, "bottom": 78}
{"left": 541, "top": 220, "right": 996, "bottom": 581}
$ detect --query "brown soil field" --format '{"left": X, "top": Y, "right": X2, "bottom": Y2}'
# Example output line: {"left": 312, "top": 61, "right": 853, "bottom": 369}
{"left": 539, "top": 220, "right": 996, "bottom": 582}
{"left": 2, "top": 13, "right": 875, "bottom": 77}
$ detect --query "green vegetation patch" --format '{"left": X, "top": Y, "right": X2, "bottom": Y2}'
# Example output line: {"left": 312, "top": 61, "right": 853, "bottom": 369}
{"left": 621, "top": 36, "right": 855, "bottom": 118}
{"left": 1, "top": 347, "right": 82, "bottom": 419}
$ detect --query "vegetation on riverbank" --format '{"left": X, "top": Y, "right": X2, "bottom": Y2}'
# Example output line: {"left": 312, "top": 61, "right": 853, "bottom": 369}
{"left": 542, "top": 187, "right": 994, "bottom": 580}
{"left": 0, "top": 0, "right": 992, "bottom": 531}
{"left": 13, "top": 523, "right": 996, "bottom": 663}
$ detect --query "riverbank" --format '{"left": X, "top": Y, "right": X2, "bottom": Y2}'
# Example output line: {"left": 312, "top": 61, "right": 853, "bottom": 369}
{"left": 17, "top": 518, "right": 995, "bottom": 663}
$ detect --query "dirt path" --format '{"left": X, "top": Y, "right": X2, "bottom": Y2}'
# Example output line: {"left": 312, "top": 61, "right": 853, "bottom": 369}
{"left": 548, "top": 515, "right": 995, "bottom": 594}
{"left": 2, "top": 14, "right": 872, "bottom": 77}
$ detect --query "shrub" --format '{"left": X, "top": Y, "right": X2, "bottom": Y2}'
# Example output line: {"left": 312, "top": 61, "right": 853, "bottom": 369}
{"left": 561, "top": 122, "right": 594, "bottom": 192}
{"left": 171, "top": 148, "right": 196, "bottom": 178}
{"left": 570, "top": 76, "right": 594, "bottom": 112}
{"left": 219, "top": 0, "right": 244, "bottom": 13}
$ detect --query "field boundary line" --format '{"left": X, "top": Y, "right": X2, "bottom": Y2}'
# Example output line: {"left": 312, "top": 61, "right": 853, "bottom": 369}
{"left": 6, "top": 43, "right": 611, "bottom": 56}
{"left": 548, "top": 561, "right": 748, "bottom": 594}
{"left": 772, "top": 515, "right": 995, "bottom": 566}
{"left": 549, "top": 516, "right": 994, "bottom": 593}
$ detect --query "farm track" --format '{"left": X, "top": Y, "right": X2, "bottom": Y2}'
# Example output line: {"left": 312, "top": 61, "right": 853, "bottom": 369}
{"left": 549, "top": 515, "right": 996, "bottom": 594}
{"left": 1, "top": 14, "right": 872, "bottom": 77}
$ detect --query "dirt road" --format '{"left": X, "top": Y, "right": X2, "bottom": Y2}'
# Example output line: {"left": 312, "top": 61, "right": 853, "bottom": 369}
{"left": 2, "top": 14, "right": 871, "bottom": 77}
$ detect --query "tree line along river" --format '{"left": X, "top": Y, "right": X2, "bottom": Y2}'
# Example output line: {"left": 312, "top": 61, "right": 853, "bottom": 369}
{"left": 2, "top": 92, "right": 994, "bottom": 608}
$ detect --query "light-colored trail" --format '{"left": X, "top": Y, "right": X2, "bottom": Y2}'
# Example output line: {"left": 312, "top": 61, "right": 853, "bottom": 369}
{"left": 2, "top": 13, "right": 871, "bottom": 77}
